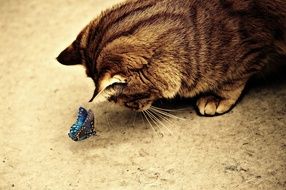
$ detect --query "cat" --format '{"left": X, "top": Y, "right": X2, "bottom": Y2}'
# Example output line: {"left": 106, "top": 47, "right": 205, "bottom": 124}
{"left": 57, "top": 0, "right": 286, "bottom": 116}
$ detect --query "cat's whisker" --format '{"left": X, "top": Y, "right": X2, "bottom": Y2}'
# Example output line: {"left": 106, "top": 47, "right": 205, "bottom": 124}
{"left": 151, "top": 106, "right": 187, "bottom": 113}
{"left": 151, "top": 106, "right": 186, "bottom": 112}
{"left": 147, "top": 109, "right": 173, "bottom": 136}
{"left": 142, "top": 111, "right": 157, "bottom": 135}
{"left": 150, "top": 107, "right": 173, "bottom": 122}
{"left": 146, "top": 110, "right": 167, "bottom": 136}
{"left": 145, "top": 110, "right": 165, "bottom": 137}
{"left": 105, "top": 115, "right": 112, "bottom": 130}
{"left": 132, "top": 112, "right": 137, "bottom": 128}
{"left": 149, "top": 109, "right": 176, "bottom": 136}
{"left": 150, "top": 107, "right": 185, "bottom": 121}
{"left": 150, "top": 107, "right": 175, "bottom": 120}
{"left": 149, "top": 108, "right": 174, "bottom": 126}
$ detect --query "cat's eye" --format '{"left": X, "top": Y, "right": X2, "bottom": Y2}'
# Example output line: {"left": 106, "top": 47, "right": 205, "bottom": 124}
{"left": 107, "top": 82, "right": 127, "bottom": 90}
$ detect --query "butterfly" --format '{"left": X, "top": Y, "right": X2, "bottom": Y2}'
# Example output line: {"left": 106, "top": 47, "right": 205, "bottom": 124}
{"left": 68, "top": 107, "right": 96, "bottom": 141}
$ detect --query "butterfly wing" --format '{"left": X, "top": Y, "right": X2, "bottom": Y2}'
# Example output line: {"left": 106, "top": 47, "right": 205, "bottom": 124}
{"left": 68, "top": 108, "right": 96, "bottom": 141}
{"left": 77, "top": 110, "right": 96, "bottom": 141}
{"left": 76, "top": 107, "right": 88, "bottom": 126}
{"left": 68, "top": 107, "right": 89, "bottom": 141}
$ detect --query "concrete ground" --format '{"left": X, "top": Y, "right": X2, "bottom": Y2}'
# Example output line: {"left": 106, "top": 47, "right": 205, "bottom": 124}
{"left": 0, "top": 0, "right": 285, "bottom": 189}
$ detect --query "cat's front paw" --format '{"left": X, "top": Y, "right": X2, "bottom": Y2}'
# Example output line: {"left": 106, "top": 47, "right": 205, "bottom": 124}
{"left": 196, "top": 95, "right": 234, "bottom": 116}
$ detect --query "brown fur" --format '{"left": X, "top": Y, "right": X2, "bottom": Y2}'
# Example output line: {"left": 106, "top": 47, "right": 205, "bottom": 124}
{"left": 57, "top": 0, "right": 286, "bottom": 115}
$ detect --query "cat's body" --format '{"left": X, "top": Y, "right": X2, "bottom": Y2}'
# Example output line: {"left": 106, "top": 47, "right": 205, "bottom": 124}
{"left": 57, "top": 0, "right": 286, "bottom": 116}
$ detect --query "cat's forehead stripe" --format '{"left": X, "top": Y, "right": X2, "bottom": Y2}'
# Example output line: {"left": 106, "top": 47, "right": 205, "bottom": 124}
{"left": 80, "top": 25, "right": 90, "bottom": 49}
{"left": 88, "top": 0, "right": 159, "bottom": 43}
{"left": 93, "top": 3, "right": 190, "bottom": 67}
{"left": 84, "top": 0, "right": 169, "bottom": 77}
{"left": 87, "top": 0, "right": 161, "bottom": 63}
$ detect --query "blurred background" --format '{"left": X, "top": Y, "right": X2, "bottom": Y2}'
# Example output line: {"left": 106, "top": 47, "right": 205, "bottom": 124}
{"left": 0, "top": 0, "right": 285, "bottom": 189}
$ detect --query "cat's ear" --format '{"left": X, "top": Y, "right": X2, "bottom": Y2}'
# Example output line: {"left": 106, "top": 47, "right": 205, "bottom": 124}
{"left": 89, "top": 74, "right": 127, "bottom": 103}
{"left": 56, "top": 42, "right": 82, "bottom": 65}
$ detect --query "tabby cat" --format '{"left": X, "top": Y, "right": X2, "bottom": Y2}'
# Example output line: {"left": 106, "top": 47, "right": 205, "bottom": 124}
{"left": 57, "top": 0, "right": 286, "bottom": 116}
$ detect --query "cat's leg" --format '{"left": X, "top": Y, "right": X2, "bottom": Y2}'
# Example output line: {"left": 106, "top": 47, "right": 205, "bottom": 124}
{"left": 196, "top": 80, "right": 247, "bottom": 116}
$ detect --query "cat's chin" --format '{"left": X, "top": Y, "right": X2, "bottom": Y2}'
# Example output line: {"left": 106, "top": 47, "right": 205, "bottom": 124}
{"left": 120, "top": 102, "right": 153, "bottom": 112}
{"left": 133, "top": 103, "right": 153, "bottom": 112}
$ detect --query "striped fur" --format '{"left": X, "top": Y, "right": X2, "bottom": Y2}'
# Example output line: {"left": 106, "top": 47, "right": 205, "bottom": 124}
{"left": 57, "top": 0, "right": 286, "bottom": 115}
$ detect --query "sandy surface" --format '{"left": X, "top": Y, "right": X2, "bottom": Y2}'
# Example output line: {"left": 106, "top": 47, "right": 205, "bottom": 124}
{"left": 0, "top": 0, "right": 285, "bottom": 189}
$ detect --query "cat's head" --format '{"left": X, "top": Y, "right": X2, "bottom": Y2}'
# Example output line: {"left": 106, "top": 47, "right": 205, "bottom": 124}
{"left": 57, "top": 25, "right": 181, "bottom": 111}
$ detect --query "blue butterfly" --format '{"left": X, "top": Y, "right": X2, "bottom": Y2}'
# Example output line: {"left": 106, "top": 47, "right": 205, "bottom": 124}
{"left": 68, "top": 107, "right": 96, "bottom": 141}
